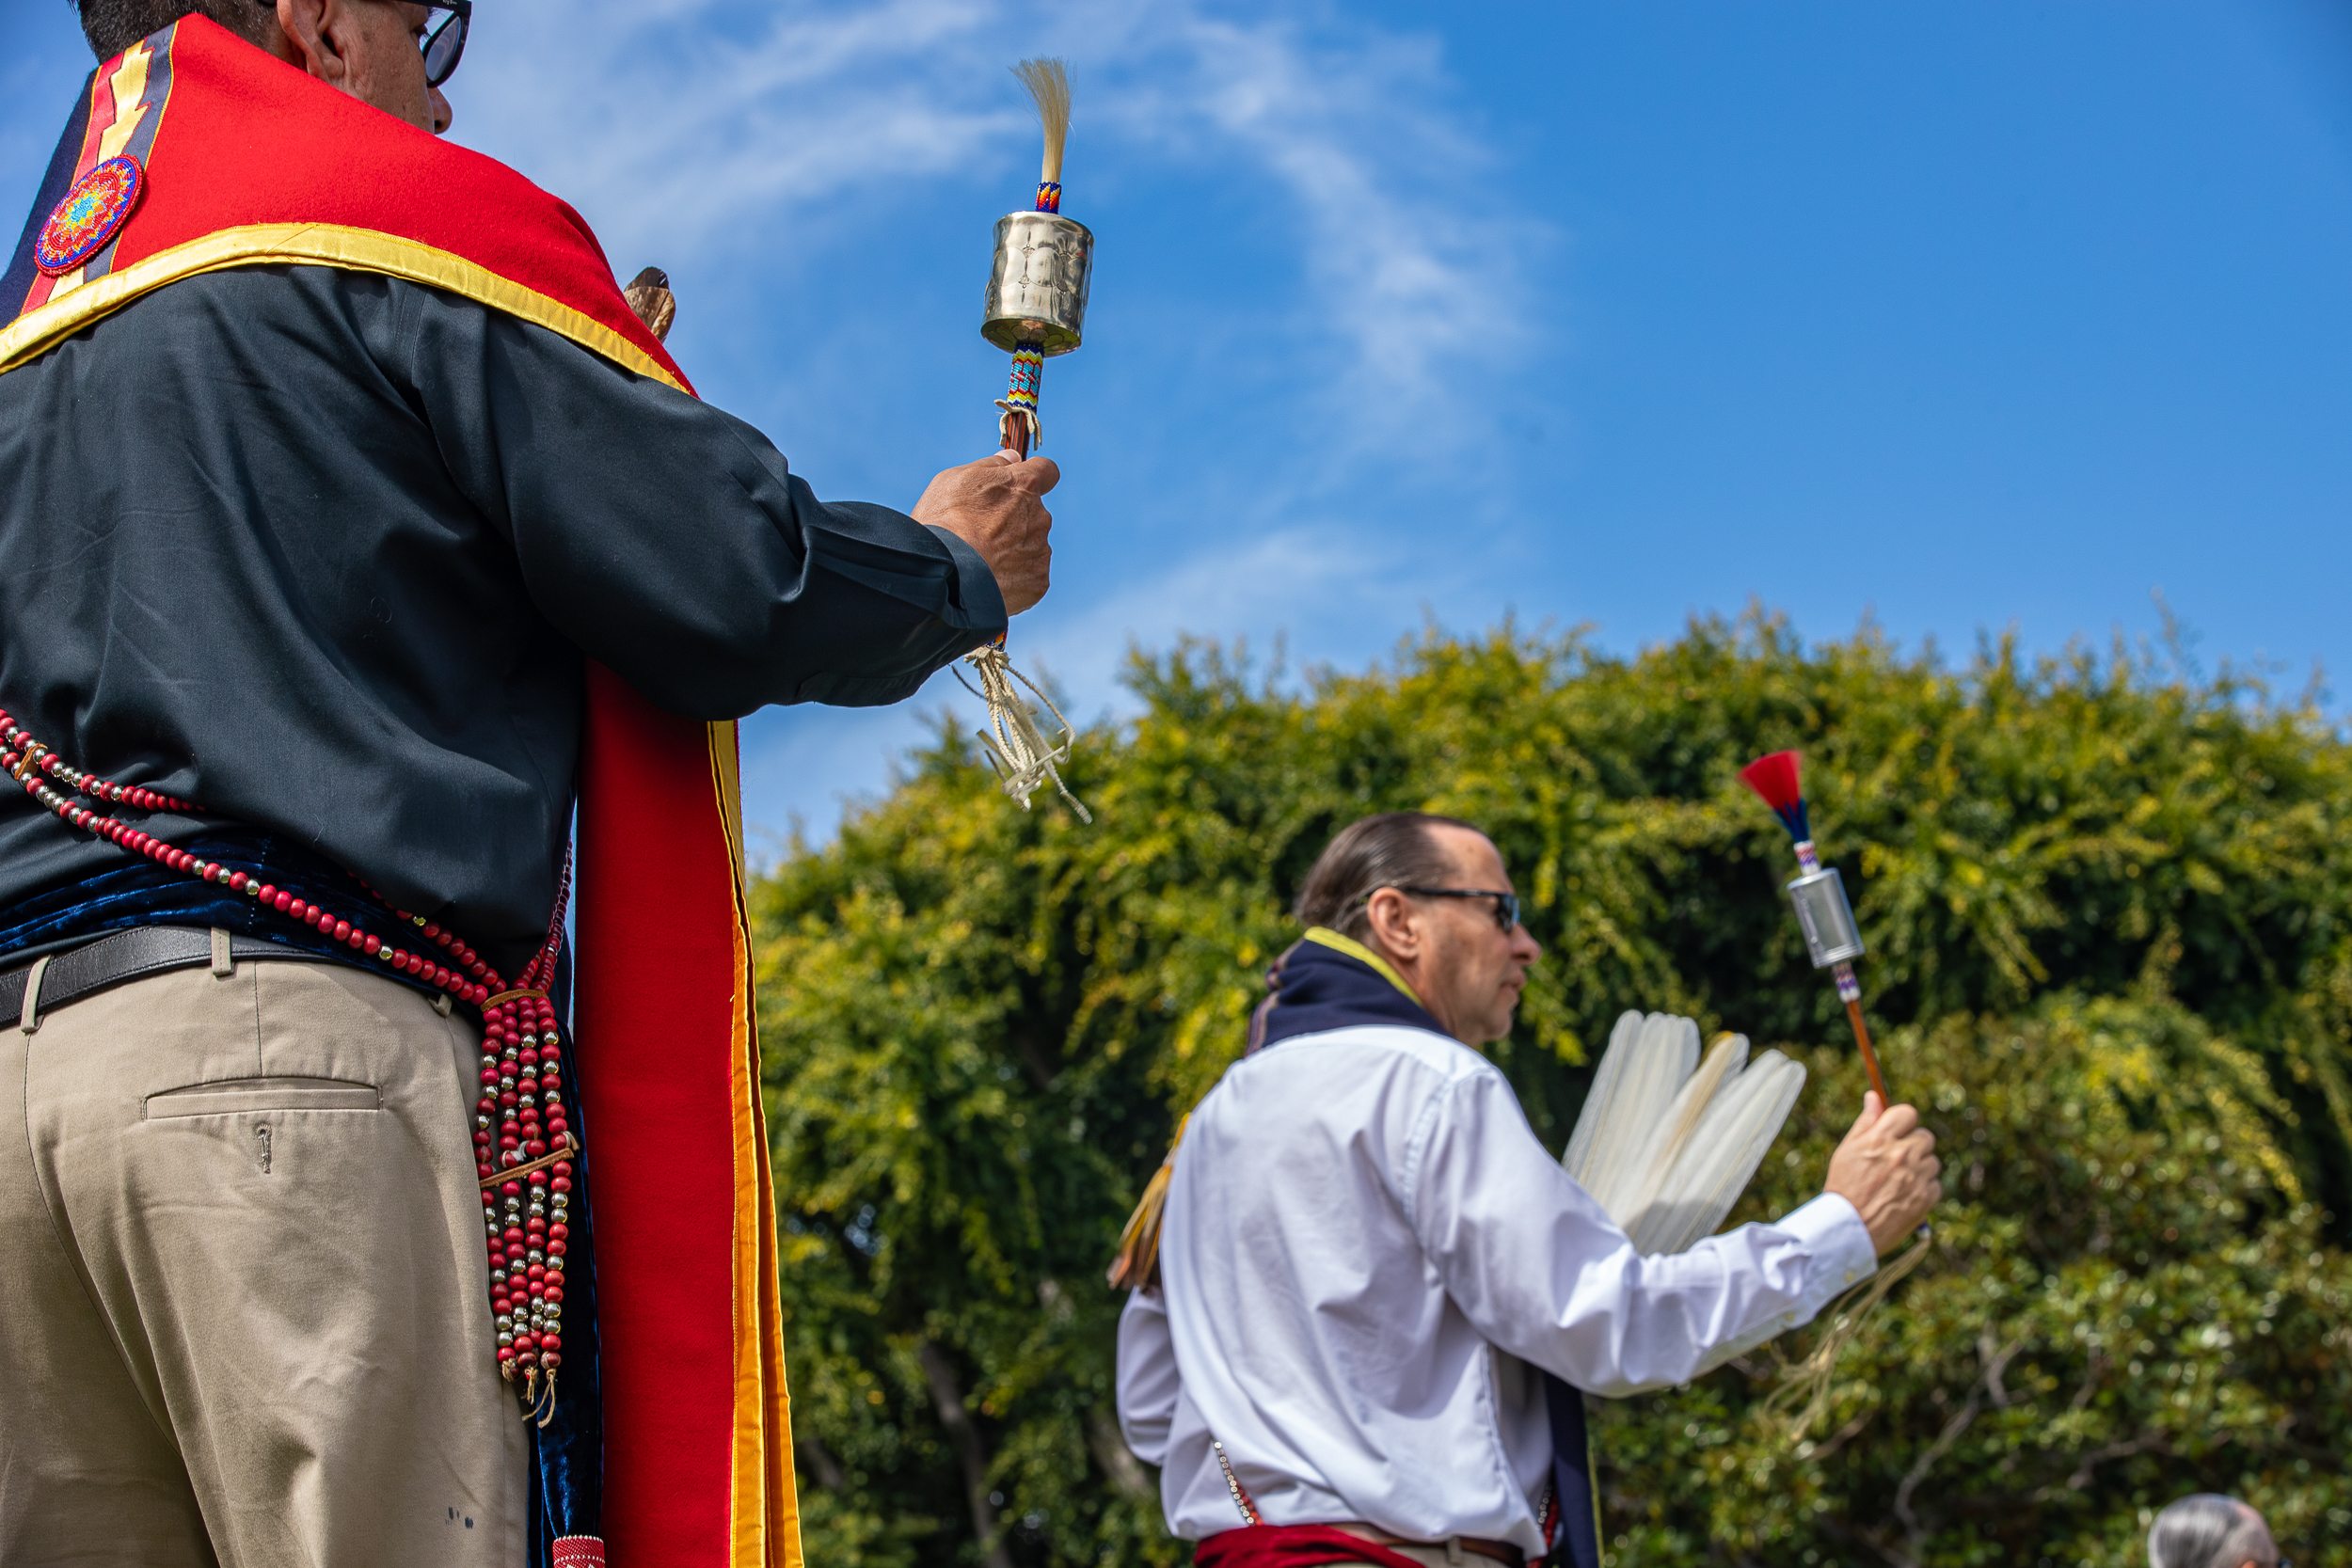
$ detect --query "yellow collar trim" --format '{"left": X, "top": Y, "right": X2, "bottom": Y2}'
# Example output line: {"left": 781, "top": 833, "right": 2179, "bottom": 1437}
{"left": 1300, "top": 927, "right": 1425, "bottom": 1008}
{"left": 0, "top": 222, "right": 686, "bottom": 392}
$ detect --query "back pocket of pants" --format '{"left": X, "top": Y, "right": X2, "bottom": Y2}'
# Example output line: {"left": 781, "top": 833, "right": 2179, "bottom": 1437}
{"left": 144, "top": 1077, "right": 381, "bottom": 1118}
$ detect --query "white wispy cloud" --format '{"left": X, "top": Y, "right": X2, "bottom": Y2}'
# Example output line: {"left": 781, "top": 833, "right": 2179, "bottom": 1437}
{"left": 460, "top": 0, "right": 1002, "bottom": 249}
{"left": 1109, "top": 8, "right": 1537, "bottom": 433}
{"left": 457, "top": 0, "right": 1540, "bottom": 452}
{"left": 451, "top": 0, "right": 1553, "bottom": 832}
{"left": 733, "top": 514, "right": 1509, "bottom": 835}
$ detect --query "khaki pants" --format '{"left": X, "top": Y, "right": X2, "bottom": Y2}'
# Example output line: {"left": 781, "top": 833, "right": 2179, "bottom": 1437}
{"left": 0, "top": 949, "right": 527, "bottom": 1567}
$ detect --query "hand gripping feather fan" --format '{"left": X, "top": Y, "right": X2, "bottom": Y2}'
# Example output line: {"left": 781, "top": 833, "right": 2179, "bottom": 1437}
{"left": 1563, "top": 1010, "right": 1806, "bottom": 1255}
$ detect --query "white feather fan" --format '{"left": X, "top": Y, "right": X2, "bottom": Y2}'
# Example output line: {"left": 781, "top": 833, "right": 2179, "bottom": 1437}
{"left": 1563, "top": 1010, "right": 1806, "bottom": 1255}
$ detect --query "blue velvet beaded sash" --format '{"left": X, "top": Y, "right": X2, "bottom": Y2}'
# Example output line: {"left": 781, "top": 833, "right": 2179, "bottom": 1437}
{"left": 0, "top": 826, "right": 469, "bottom": 982}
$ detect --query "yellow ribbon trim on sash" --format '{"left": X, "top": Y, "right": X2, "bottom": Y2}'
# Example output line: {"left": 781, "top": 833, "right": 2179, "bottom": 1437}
{"left": 0, "top": 222, "right": 687, "bottom": 393}
{"left": 707, "top": 719, "right": 802, "bottom": 1568}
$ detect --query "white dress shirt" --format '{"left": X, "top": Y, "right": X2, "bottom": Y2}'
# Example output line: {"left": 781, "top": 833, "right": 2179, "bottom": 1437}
{"left": 1115, "top": 1022, "right": 1877, "bottom": 1553}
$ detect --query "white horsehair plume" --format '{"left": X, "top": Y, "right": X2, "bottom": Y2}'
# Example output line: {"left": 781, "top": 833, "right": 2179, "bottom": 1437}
{"left": 1565, "top": 1010, "right": 1806, "bottom": 1257}
{"left": 1012, "top": 57, "right": 1071, "bottom": 184}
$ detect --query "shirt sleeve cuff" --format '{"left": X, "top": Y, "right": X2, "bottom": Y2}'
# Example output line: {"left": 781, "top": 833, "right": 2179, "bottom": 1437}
{"left": 1780, "top": 1191, "right": 1879, "bottom": 1312}
{"left": 1682, "top": 1192, "right": 1883, "bottom": 1380}
{"left": 925, "top": 523, "right": 1009, "bottom": 635}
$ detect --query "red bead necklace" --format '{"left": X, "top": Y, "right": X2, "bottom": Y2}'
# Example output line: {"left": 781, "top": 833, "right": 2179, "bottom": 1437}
{"left": 3, "top": 705, "right": 578, "bottom": 1414}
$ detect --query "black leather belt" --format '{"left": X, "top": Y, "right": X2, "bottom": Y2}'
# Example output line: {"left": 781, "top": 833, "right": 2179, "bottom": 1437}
{"left": 1330, "top": 1527, "right": 1523, "bottom": 1567}
{"left": 0, "top": 927, "right": 305, "bottom": 1023}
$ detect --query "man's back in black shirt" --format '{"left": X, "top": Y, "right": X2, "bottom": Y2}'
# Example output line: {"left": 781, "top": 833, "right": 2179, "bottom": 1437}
{"left": 0, "top": 264, "right": 1004, "bottom": 972}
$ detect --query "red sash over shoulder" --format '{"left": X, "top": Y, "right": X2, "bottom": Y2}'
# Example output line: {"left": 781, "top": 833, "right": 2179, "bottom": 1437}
{"left": 1, "top": 20, "right": 799, "bottom": 1567}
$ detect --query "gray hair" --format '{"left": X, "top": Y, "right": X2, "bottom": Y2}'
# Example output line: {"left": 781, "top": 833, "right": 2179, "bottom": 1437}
{"left": 1293, "top": 813, "right": 1482, "bottom": 942}
{"left": 2149, "top": 1496, "right": 2268, "bottom": 1568}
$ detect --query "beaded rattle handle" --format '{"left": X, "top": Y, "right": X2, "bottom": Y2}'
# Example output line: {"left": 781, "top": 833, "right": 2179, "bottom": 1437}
{"left": 997, "top": 341, "right": 1044, "bottom": 458}
{"left": 992, "top": 177, "right": 1056, "bottom": 459}
{"left": 962, "top": 61, "right": 1088, "bottom": 819}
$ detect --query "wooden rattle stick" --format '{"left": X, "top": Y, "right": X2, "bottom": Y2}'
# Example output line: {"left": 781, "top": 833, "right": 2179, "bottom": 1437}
{"left": 1843, "top": 990, "right": 1889, "bottom": 1103}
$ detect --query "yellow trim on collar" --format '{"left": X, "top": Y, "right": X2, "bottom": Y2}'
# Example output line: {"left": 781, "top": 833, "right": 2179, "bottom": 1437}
{"left": 0, "top": 222, "right": 686, "bottom": 391}
{"left": 1300, "top": 926, "right": 1426, "bottom": 1008}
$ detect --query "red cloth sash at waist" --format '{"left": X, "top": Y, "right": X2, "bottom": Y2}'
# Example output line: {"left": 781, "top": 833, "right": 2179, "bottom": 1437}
{"left": 1195, "top": 1526, "right": 1431, "bottom": 1568}
{"left": 1195, "top": 1525, "right": 1526, "bottom": 1568}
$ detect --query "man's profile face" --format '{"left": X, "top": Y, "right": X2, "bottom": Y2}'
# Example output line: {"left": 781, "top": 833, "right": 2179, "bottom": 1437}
{"left": 276, "top": 1, "right": 454, "bottom": 135}
{"left": 1405, "top": 826, "right": 1542, "bottom": 1047}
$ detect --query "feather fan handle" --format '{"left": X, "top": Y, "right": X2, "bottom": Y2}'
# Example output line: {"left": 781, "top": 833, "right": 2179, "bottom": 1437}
{"left": 1012, "top": 56, "right": 1072, "bottom": 186}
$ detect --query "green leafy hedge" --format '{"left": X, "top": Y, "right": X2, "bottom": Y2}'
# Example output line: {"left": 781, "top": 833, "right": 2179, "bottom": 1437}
{"left": 752, "top": 617, "right": 2352, "bottom": 1566}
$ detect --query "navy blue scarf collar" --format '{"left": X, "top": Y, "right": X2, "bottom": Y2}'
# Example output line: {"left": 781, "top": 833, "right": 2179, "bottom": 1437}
{"left": 1245, "top": 927, "right": 1443, "bottom": 1053}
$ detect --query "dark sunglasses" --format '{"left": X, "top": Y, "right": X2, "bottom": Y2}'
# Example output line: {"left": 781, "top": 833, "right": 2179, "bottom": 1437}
{"left": 1384, "top": 886, "right": 1522, "bottom": 932}
{"left": 422, "top": 2, "right": 471, "bottom": 88}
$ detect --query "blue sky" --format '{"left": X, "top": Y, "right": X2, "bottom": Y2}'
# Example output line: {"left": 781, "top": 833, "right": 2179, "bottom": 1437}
{"left": 8, "top": 2, "right": 2350, "bottom": 848}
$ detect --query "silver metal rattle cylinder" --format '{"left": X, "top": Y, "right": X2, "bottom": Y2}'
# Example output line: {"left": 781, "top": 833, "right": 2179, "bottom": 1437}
{"left": 982, "top": 211, "right": 1092, "bottom": 356}
{"left": 1785, "top": 866, "right": 1866, "bottom": 969}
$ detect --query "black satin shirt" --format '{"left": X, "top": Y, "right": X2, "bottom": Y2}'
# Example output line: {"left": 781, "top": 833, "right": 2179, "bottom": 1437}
{"left": 0, "top": 265, "right": 1004, "bottom": 972}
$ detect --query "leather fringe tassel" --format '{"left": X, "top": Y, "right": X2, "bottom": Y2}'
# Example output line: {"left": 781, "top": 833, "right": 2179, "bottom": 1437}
{"left": 1105, "top": 1116, "right": 1186, "bottom": 1291}
{"left": 1756, "top": 1228, "right": 1934, "bottom": 1443}
{"left": 957, "top": 642, "right": 1090, "bottom": 821}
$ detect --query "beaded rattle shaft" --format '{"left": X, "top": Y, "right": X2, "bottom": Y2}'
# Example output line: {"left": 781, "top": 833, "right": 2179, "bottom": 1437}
{"left": 2, "top": 706, "right": 580, "bottom": 1420}
{"left": 1738, "top": 750, "right": 1888, "bottom": 1101}
{"left": 955, "top": 57, "right": 1093, "bottom": 822}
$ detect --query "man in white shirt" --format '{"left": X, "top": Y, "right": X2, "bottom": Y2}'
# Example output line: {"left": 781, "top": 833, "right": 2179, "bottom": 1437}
{"left": 1114, "top": 812, "right": 1943, "bottom": 1568}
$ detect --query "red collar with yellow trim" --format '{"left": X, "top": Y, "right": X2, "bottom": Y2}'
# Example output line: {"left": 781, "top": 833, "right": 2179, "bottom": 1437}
{"left": 3, "top": 15, "right": 686, "bottom": 397}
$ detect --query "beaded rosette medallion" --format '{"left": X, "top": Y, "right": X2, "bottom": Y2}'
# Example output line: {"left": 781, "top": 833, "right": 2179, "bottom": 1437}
{"left": 34, "top": 155, "right": 144, "bottom": 277}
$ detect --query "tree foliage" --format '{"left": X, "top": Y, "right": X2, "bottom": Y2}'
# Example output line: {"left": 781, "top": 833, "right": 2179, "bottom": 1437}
{"left": 752, "top": 616, "right": 2352, "bottom": 1567}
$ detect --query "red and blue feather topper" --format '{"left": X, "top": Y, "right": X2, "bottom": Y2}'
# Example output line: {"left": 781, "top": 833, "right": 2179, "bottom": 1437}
{"left": 1739, "top": 750, "right": 1890, "bottom": 1101}
{"left": 1739, "top": 750, "right": 1810, "bottom": 846}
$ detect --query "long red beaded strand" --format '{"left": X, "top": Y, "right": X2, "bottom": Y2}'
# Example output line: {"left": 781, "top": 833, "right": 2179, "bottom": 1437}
{"left": 2, "top": 705, "right": 578, "bottom": 1413}
{"left": 477, "top": 852, "right": 578, "bottom": 1421}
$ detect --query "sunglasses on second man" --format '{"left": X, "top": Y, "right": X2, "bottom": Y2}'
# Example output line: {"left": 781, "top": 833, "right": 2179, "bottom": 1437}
{"left": 1366, "top": 886, "right": 1523, "bottom": 933}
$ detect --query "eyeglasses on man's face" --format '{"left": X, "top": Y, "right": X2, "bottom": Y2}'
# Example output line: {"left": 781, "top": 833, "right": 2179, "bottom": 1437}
{"left": 1389, "top": 886, "right": 1522, "bottom": 933}
{"left": 421, "top": 2, "right": 471, "bottom": 88}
